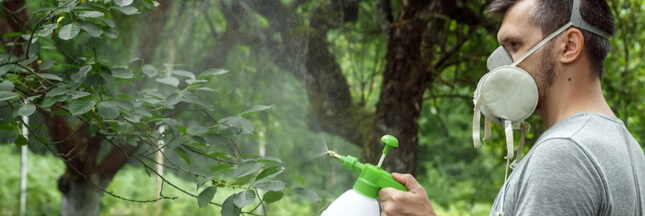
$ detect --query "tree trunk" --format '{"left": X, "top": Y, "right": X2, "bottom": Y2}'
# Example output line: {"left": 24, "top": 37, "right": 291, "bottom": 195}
{"left": 137, "top": 0, "right": 173, "bottom": 64}
{"left": 60, "top": 175, "right": 110, "bottom": 216}
{"left": 43, "top": 110, "right": 130, "bottom": 215}
{"left": 365, "top": 0, "right": 433, "bottom": 175}
{"left": 1, "top": 0, "right": 39, "bottom": 71}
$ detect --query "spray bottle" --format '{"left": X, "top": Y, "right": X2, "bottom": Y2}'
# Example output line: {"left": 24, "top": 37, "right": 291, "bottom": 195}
{"left": 321, "top": 135, "right": 407, "bottom": 216}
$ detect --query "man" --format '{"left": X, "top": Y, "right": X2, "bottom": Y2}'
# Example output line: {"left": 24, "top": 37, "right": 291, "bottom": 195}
{"left": 378, "top": 0, "right": 645, "bottom": 215}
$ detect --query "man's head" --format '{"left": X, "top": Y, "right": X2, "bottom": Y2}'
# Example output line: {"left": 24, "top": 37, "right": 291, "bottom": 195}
{"left": 488, "top": 0, "right": 615, "bottom": 79}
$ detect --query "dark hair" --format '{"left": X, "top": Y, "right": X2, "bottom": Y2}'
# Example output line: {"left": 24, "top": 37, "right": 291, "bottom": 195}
{"left": 487, "top": 0, "right": 615, "bottom": 79}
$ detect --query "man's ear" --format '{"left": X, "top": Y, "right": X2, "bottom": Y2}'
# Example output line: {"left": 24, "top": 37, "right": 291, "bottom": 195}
{"left": 559, "top": 28, "right": 584, "bottom": 64}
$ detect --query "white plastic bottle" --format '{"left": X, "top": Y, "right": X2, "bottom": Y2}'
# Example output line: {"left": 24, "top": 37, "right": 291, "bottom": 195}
{"left": 322, "top": 135, "right": 407, "bottom": 216}
{"left": 321, "top": 189, "right": 379, "bottom": 216}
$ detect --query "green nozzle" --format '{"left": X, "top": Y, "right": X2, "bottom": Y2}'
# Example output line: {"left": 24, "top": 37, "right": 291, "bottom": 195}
{"left": 381, "top": 134, "right": 399, "bottom": 154}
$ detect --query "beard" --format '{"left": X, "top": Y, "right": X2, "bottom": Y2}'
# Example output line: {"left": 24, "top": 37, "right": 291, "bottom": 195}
{"left": 533, "top": 43, "right": 557, "bottom": 110}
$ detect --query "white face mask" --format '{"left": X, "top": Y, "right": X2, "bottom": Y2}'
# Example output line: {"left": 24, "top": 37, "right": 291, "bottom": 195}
{"left": 472, "top": 23, "right": 569, "bottom": 165}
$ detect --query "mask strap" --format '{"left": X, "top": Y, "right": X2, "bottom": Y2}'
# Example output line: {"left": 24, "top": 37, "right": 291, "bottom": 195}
{"left": 473, "top": 98, "right": 483, "bottom": 149}
{"left": 511, "top": 23, "right": 573, "bottom": 67}
{"left": 570, "top": 0, "right": 611, "bottom": 39}
{"left": 511, "top": 121, "right": 531, "bottom": 169}
{"left": 495, "top": 157, "right": 512, "bottom": 216}
{"left": 503, "top": 120, "right": 514, "bottom": 160}
{"left": 484, "top": 118, "right": 492, "bottom": 140}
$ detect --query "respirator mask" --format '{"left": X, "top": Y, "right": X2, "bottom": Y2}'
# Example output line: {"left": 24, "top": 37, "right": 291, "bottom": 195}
{"left": 474, "top": 0, "right": 611, "bottom": 214}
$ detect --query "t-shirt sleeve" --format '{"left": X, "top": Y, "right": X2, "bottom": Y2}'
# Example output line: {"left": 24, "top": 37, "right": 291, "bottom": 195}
{"left": 511, "top": 138, "right": 607, "bottom": 215}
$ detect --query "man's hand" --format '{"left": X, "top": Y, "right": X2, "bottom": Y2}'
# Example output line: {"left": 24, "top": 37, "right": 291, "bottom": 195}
{"left": 378, "top": 173, "right": 437, "bottom": 216}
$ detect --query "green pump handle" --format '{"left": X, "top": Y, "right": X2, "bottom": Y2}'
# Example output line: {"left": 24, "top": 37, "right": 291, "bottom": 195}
{"left": 338, "top": 135, "right": 407, "bottom": 199}
{"left": 380, "top": 134, "right": 399, "bottom": 155}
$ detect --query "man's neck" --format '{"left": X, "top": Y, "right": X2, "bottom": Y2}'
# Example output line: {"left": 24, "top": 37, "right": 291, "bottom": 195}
{"left": 538, "top": 68, "right": 616, "bottom": 128}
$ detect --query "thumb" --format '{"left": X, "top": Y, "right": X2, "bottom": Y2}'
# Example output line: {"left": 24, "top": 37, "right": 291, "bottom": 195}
{"left": 392, "top": 173, "right": 423, "bottom": 191}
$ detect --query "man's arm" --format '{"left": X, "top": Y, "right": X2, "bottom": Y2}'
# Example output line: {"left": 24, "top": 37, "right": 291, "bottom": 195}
{"left": 378, "top": 173, "right": 438, "bottom": 216}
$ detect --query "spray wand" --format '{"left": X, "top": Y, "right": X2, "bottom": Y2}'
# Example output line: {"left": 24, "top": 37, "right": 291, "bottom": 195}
{"left": 326, "top": 134, "right": 407, "bottom": 199}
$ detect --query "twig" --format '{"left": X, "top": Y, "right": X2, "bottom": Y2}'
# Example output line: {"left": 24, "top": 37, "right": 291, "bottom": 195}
{"left": 182, "top": 144, "right": 237, "bottom": 165}
{"left": 18, "top": 117, "right": 175, "bottom": 203}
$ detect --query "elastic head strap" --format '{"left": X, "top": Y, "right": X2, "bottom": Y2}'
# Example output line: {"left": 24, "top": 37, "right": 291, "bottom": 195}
{"left": 473, "top": 98, "right": 483, "bottom": 149}
{"left": 511, "top": 0, "right": 611, "bottom": 67}
{"left": 503, "top": 120, "right": 514, "bottom": 160}
{"left": 511, "top": 122, "right": 531, "bottom": 169}
{"left": 484, "top": 118, "right": 492, "bottom": 140}
{"left": 511, "top": 22, "right": 573, "bottom": 67}
{"left": 570, "top": 0, "right": 611, "bottom": 39}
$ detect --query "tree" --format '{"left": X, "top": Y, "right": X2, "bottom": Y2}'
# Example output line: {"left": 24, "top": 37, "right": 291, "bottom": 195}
{"left": 1, "top": 1, "right": 286, "bottom": 215}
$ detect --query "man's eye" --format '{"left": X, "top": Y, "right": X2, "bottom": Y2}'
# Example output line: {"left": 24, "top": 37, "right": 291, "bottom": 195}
{"left": 510, "top": 42, "right": 518, "bottom": 48}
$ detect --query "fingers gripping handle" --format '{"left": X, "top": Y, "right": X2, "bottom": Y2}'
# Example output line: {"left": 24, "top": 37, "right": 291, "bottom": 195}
{"left": 378, "top": 170, "right": 408, "bottom": 192}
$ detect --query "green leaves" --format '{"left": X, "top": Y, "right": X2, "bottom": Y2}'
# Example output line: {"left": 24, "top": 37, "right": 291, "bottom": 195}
{"left": 198, "top": 68, "right": 229, "bottom": 79}
{"left": 210, "top": 164, "right": 233, "bottom": 173}
{"left": 174, "top": 148, "right": 191, "bottom": 165}
{"left": 197, "top": 186, "right": 217, "bottom": 209}
{"left": 79, "top": 21, "right": 103, "bottom": 37}
{"left": 0, "top": 1, "right": 299, "bottom": 212}
{"left": 14, "top": 136, "right": 28, "bottom": 146}
{"left": 36, "top": 24, "right": 57, "bottom": 37}
{"left": 219, "top": 116, "right": 254, "bottom": 135}
{"left": 0, "top": 81, "right": 14, "bottom": 91}
{"left": 72, "top": 65, "right": 91, "bottom": 83}
{"left": 0, "top": 91, "right": 18, "bottom": 102}
{"left": 18, "top": 104, "right": 36, "bottom": 117}
{"left": 59, "top": 23, "right": 80, "bottom": 40}
{"left": 262, "top": 191, "right": 283, "bottom": 204}
{"left": 142, "top": 65, "right": 157, "bottom": 77}
{"left": 255, "top": 166, "right": 284, "bottom": 182}
{"left": 221, "top": 195, "right": 241, "bottom": 216}
{"left": 78, "top": 11, "right": 104, "bottom": 18}
{"left": 239, "top": 105, "right": 272, "bottom": 117}
{"left": 164, "top": 93, "right": 182, "bottom": 107}
{"left": 98, "top": 101, "right": 120, "bottom": 119}
{"left": 186, "top": 125, "right": 207, "bottom": 135}
{"left": 113, "top": 0, "right": 134, "bottom": 7}
{"left": 233, "top": 190, "right": 255, "bottom": 208}
{"left": 233, "top": 161, "right": 261, "bottom": 178}
{"left": 156, "top": 77, "right": 179, "bottom": 87}
{"left": 112, "top": 6, "right": 139, "bottom": 15}
{"left": 253, "top": 181, "right": 286, "bottom": 191}
{"left": 166, "top": 131, "right": 183, "bottom": 150}
{"left": 0, "top": 65, "right": 14, "bottom": 76}
{"left": 172, "top": 70, "right": 195, "bottom": 80}
{"left": 111, "top": 67, "right": 134, "bottom": 79}
{"left": 39, "top": 59, "right": 55, "bottom": 70}
{"left": 38, "top": 74, "right": 63, "bottom": 81}
{"left": 68, "top": 99, "right": 95, "bottom": 116}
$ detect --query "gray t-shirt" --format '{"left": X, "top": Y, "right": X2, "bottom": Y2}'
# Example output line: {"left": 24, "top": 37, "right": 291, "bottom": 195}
{"left": 490, "top": 113, "right": 645, "bottom": 215}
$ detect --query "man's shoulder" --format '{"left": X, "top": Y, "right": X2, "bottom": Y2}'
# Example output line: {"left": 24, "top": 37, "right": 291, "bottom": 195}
{"left": 536, "top": 112, "right": 625, "bottom": 146}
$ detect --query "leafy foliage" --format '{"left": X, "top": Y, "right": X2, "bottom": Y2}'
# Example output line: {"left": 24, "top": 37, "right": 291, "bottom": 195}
{"left": 0, "top": 0, "right": 293, "bottom": 214}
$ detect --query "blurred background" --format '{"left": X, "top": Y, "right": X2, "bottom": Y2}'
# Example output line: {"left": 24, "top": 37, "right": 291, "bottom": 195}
{"left": 1, "top": 0, "right": 643, "bottom": 215}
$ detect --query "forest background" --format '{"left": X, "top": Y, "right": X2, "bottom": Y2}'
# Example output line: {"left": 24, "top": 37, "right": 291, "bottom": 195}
{"left": 1, "top": 0, "right": 643, "bottom": 215}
